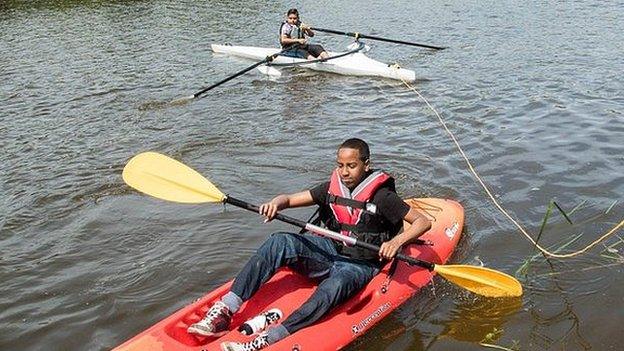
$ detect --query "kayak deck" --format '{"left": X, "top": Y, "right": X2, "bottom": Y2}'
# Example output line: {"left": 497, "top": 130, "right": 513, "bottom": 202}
{"left": 114, "top": 198, "right": 463, "bottom": 351}
{"left": 211, "top": 44, "right": 417, "bottom": 82}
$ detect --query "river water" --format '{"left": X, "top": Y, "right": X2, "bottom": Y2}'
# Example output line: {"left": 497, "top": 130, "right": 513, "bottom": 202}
{"left": 1, "top": 1, "right": 622, "bottom": 350}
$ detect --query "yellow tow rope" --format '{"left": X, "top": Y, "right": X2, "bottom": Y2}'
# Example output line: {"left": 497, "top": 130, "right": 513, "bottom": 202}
{"left": 392, "top": 66, "right": 623, "bottom": 258}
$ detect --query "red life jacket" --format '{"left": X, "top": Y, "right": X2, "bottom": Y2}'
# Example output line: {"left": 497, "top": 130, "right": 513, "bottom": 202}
{"left": 327, "top": 169, "right": 391, "bottom": 237}
{"left": 324, "top": 169, "right": 399, "bottom": 262}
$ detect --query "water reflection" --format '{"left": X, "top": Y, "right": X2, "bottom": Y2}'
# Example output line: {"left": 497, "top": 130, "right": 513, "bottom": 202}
{"left": 523, "top": 257, "right": 599, "bottom": 350}
{"left": 2, "top": 0, "right": 623, "bottom": 350}
{"left": 434, "top": 296, "right": 523, "bottom": 345}
{"left": 346, "top": 314, "right": 424, "bottom": 351}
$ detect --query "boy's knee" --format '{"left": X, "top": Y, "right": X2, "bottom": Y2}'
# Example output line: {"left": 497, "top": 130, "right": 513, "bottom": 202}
{"left": 268, "top": 232, "right": 296, "bottom": 244}
{"left": 259, "top": 232, "right": 297, "bottom": 253}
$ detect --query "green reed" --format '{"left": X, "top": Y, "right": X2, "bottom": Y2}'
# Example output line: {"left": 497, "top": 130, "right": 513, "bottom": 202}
{"left": 516, "top": 199, "right": 621, "bottom": 278}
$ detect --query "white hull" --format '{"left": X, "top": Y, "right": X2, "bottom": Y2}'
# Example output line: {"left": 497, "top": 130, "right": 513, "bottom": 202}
{"left": 211, "top": 44, "right": 416, "bottom": 82}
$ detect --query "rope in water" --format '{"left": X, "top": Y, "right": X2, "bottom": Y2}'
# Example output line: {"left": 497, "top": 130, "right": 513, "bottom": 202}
{"left": 395, "top": 71, "right": 623, "bottom": 258}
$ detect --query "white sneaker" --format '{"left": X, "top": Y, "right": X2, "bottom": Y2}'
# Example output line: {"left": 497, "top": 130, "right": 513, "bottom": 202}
{"left": 221, "top": 332, "right": 270, "bottom": 351}
{"left": 238, "top": 308, "right": 283, "bottom": 335}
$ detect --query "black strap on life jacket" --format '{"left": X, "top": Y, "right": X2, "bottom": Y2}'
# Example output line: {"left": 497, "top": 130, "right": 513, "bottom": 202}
{"left": 279, "top": 22, "right": 286, "bottom": 47}
{"left": 337, "top": 223, "right": 359, "bottom": 233}
{"left": 326, "top": 194, "right": 378, "bottom": 215}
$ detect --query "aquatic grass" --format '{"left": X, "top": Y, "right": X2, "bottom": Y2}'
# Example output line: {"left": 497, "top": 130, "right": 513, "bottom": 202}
{"left": 528, "top": 261, "right": 623, "bottom": 279}
{"left": 572, "top": 212, "right": 616, "bottom": 227}
{"left": 600, "top": 234, "right": 624, "bottom": 262}
{"left": 535, "top": 200, "right": 574, "bottom": 242}
{"left": 515, "top": 200, "right": 576, "bottom": 278}
{"left": 479, "top": 328, "right": 520, "bottom": 351}
{"left": 515, "top": 233, "right": 584, "bottom": 278}
{"left": 479, "top": 342, "right": 519, "bottom": 351}
{"left": 567, "top": 199, "right": 587, "bottom": 216}
{"left": 515, "top": 199, "right": 621, "bottom": 278}
{"left": 564, "top": 200, "right": 617, "bottom": 228}
{"left": 551, "top": 201, "right": 573, "bottom": 226}
{"left": 480, "top": 327, "right": 502, "bottom": 342}
{"left": 517, "top": 232, "right": 624, "bottom": 279}
{"left": 514, "top": 200, "right": 622, "bottom": 351}
{"left": 605, "top": 200, "right": 618, "bottom": 214}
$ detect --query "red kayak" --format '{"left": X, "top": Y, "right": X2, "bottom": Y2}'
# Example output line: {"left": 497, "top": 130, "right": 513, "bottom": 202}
{"left": 114, "top": 198, "right": 464, "bottom": 351}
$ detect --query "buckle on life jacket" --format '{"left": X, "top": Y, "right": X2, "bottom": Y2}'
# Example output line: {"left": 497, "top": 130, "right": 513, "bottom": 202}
{"left": 365, "top": 202, "right": 377, "bottom": 214}
{"left": 327, "top": 194, "right": 378, "bottom": 215}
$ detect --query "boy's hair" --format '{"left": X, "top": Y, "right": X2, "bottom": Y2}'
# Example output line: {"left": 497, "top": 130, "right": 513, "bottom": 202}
{"left": 339, "top": 138, "right": 370, "bottom": 162}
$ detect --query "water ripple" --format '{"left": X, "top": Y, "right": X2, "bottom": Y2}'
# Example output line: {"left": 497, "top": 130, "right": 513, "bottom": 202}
{"left": 1, "top": 1, "right": 623, "bottom": 350}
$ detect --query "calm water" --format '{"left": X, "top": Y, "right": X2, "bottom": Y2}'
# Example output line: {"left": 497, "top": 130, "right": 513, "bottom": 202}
{"left": 1, "top": 1, "right": 622, "bottom": 350}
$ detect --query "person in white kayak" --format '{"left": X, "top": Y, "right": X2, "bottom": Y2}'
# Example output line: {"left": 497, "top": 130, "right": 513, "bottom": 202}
{"left": 279, "top": 8, "right": 329, "bottom": 60}
{"left": 187, "top": 138, "right": 431, "bottom": 351}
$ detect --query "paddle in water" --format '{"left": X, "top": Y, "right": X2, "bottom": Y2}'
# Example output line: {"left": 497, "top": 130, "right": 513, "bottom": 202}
{"left": 122, "top": 151, "right": 522, "bottom": 298}
{"left": 310, "top": 26, "right": 446, "bottom": 50}
{"left": 139, "top": 45, "right": 297, "bottom": 110}
{"left": 168, "top": 50, "right": 285, "bottom": 106}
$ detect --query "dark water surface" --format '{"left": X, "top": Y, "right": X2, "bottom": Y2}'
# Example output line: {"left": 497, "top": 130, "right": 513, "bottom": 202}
{"left": 1, "top": 1, "right": 622, "bottom": 350}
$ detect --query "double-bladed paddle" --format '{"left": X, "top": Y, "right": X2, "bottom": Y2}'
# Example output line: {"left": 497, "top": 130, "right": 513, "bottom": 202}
{"left": 122, "top": 152, "right": 522, "bottom": 298}
{"left": 310, "top": 27, "right": 446, "bottom": 50}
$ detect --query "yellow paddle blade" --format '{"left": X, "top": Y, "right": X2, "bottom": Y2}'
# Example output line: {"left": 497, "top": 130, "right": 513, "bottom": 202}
{"left": 434, "top": 264, "right": 523, "bottom": 298}
{"left": 122, "top": 152, "right": 225, "bottom": 204}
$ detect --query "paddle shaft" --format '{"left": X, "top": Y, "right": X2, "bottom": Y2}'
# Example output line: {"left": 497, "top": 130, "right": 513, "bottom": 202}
{"left": 310, "top": 27, "right": 445, "bottom": 50}
{"left": 193, "top": 44, "right": 299, "bottom": 99}
{"left": 193, "top": 57, "right": 271, "bottom": 98}
{"left": 122, "top": 151, "right": 523, "bottom": 297}
{"left": 225, "top": 196, "right": 435, "bottom": 271}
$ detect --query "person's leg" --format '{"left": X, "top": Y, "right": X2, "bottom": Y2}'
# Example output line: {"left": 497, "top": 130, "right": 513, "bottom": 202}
{"left": 307, "top": 44, "right": 329, "bottom": 60}
{"left": 221, "top": 259, "right": 377, "bottom": 350}
{"left": 190, "top": 232, "right": 335, "bottom": 336}
{"left": 228, "top": 232, "right": 336, "bottom": 307}
{"left": 281, "top": 48, "right": 309, "bottom": 59}
{"left": 267, "top": 259, "right": 377, "bottom": 341}
{"left": 280, "top": 50, "right": 297, "bottom": 58}
{"left": 296, "top": 49, "right": 313, "bottom": 60}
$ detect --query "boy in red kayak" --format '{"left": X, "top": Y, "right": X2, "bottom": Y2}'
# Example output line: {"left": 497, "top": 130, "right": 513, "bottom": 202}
{"left": 279, "top": 8, "right": 329, "bottom": 60}
{"left": 188, "top": 138, "right": 431, "bottom": 351}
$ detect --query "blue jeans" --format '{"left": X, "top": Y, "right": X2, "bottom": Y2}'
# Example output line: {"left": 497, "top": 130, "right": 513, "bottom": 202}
{"left": 230, "top": 232, "right": 378, "bottom": 333}
{"left": 280, "top": 48, "right": 308, "bottom": 58}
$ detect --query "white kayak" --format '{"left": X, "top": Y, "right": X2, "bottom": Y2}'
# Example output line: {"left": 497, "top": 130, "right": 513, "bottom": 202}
{"left": 211, "top": 44, "right": 416, "bottom": 82}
